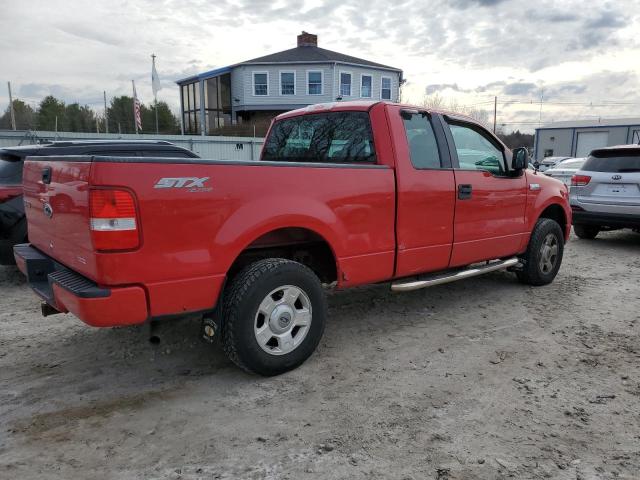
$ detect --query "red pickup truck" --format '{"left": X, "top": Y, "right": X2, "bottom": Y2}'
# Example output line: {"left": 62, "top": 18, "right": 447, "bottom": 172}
{"left": 15, "top": 101, "right": 571, "bottom": 375}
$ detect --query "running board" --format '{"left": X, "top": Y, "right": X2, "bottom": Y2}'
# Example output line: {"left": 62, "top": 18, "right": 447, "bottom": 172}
{"left": 391, "top": 257, "right": 519, "bottom": 292}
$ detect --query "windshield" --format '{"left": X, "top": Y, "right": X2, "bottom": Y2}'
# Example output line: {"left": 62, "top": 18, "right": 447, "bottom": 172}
{"left": 0, "top": 158, "right": 22, "bottom": 184}
{"left": 582, "top": 152, "right": 640, "bottom": 173}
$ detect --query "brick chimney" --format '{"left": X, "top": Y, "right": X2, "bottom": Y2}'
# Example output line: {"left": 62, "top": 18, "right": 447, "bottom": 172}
{"left": 297, "top": 31, "right": 317, "bottom": 47}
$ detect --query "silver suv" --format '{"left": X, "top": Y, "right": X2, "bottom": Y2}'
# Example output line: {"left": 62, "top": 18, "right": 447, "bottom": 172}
{"left": 570, "top": 145, "right": 640, "bottom": 239}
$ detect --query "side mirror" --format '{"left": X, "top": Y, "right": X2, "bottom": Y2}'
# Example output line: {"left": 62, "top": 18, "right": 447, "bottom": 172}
{"left": 533, "top": 161, "right": 540, "bottom": 171}
{"left": 511, "top": 147, "right": 529, "bottom": 171}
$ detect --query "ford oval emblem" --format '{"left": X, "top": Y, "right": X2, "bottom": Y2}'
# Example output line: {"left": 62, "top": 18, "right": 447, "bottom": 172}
{"left": 43, "top": 203, "right": 53, "bottom": 219}
{"left": 612, "top": 174, "right": 622, "bottom": 180}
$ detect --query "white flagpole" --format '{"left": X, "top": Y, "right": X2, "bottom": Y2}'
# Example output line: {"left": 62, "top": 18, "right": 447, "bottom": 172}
{"left": 152, "top": 54, "right": 159, "bottom": 135}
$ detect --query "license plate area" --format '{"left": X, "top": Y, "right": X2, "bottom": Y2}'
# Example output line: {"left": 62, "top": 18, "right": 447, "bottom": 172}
{"left": 605, "top": 184, "right": 630, "bottom": 195}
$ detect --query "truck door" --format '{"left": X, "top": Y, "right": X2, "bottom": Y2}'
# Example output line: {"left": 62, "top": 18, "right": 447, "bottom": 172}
{"left": 442, "top": 117, "right": 527, "bottom": 267}
{"left": 393, "top": 109, "right": 456, "bottom": 277}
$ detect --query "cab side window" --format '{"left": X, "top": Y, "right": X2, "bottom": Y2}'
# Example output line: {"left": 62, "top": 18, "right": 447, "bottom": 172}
{"left": 447, "top": 122, "right": 506, "bottom": 176}
{"left": 402, "top": 113, "right": 442, "bottom": 169}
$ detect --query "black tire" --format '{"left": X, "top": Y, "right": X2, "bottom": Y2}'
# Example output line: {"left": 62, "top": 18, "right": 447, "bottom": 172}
{"left": 517, "top": 218, "right": 564, "bottom": 286}
{"left": 221, "top": 258, "right": 326, "bottom": 376}
{"left": 573, "top": 224, "right": 599, "bottom": 239}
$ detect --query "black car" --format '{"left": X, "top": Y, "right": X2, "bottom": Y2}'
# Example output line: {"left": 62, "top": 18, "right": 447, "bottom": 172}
{"left": 0, "top": 140, "right": 199, "bottom": 264}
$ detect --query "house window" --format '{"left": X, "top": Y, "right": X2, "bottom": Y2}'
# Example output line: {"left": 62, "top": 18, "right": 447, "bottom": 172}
{"left": 340, "top": 72, "right": 352, "bottom": 96}
{"left": 280, "top": 71, "right": 295, "bottom": 95}
{"left": 381, "top": 77, "right": 392, "bottom": 100}
{"left": 361, "top": 75, "right": 372, "bottom": 98}
{"left": 308, "top": 71, "right": 323, "bottom": 95}
{"left": 181, "top": 81, "right": 201, "bottom": 135}
{"left": 253, "top": 72, "right": 268, "bottom": 96}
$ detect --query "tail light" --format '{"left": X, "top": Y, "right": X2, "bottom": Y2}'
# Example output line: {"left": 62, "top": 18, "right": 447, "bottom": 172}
{"left": 571, "top": 175, "right": 591, "bottom": 187}
{"left": 89, "top": 189, "right": 140, "bottom": 251}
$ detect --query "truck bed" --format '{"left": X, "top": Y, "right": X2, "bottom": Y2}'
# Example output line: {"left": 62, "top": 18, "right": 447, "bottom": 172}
{"left": 22, "top": 155, "right": 396, "bottom": 319}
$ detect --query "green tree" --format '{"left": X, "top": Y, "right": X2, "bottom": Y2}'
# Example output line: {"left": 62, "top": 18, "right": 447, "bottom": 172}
{"left": 0, "top": 99, "right": 38, "bottom": 130}
{"left": 498, "top": 130, "right": 534, "bottom": 150}
{"left": 141, "top": 101, "right": 180, "bottom": 134}
{"left": 106, "top": 96, "right": 136, "bottom": 134}
{"left": 37, "top": 95, "right": 66, "bottom": 131}
{"left": 107, "top": 96, "right": 180, "bottom": 134}
{"left": 65, "top": 103, "right": 96, "bottom": 133}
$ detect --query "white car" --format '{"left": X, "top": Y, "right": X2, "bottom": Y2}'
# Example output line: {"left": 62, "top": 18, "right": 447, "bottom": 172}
{"left": 536, "top": 156, "right": 572, "bottom": 172}
{"left": 570, "top": 145, "right": 640, "bottom": 239}
{"left": 544, "top": 157, "right": 586, "bottom": 186}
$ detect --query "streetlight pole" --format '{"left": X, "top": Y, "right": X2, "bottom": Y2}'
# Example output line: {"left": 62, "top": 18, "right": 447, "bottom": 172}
{"left": 493, "top": 96, "right": 497, "bottom": 133}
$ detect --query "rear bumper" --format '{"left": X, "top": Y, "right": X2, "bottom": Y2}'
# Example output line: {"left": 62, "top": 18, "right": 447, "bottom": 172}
{"left": 13, "top": 244, "right": 148, "bottom": 327}
{"left": 572, "top": 210, "right": 640, "bottom": 228}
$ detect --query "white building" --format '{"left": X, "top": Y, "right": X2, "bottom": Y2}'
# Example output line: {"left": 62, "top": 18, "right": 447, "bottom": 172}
{"left": 534, "top": 118, "right": 640, "bottom": 160}
{"left": 176, "top": 32, "right": 403, "bottom": 135}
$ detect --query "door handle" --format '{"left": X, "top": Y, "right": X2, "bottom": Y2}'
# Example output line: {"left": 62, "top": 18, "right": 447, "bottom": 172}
{"left": 42, "top": 167, "right": 52, "bottom": 184}
{"left": 458, "top": 184, "right": 472, "bottom": 200}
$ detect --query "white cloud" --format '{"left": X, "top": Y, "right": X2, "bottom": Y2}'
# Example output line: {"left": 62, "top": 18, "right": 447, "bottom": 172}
{"left": 0, "top": 0, "right": 639, "bottom": 132}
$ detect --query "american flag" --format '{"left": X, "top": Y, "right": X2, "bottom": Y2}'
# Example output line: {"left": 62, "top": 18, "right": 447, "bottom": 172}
{"left": 132, "top": 80, "right": 142, "bottom": 132}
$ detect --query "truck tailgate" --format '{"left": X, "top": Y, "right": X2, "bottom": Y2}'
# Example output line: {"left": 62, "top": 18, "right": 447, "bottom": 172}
{"left": 22, "top": 156, "right": 97, "bottom": 279}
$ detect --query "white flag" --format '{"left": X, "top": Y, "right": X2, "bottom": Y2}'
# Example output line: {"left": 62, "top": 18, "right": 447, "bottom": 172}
{"left": 151, "top": 56, "right": 161, "bottom": 99}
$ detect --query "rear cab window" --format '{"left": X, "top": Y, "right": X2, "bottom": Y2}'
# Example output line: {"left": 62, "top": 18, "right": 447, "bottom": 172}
{"left": 582, "top": 150, "right": 640, "bottom": 173}
{"left": 261, "top": 111, "right": 376, "bottom": 164}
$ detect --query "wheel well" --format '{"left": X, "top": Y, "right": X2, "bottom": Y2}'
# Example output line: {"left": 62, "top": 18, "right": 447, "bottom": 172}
{"left": 227, "top": 228, "right": 338, "bottom": 284}
{"left": 539, "top": 204, "right": 566, "bottom": 232}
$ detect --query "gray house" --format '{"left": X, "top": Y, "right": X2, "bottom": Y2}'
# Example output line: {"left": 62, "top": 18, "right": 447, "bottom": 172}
{"left": 534, "top": 118, "right": 640, "bottom": 161}
{"left": 176, "top": 32, "right": 403, "bottom": 135}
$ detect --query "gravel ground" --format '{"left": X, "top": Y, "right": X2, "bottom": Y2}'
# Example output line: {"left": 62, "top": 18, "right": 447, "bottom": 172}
{"left": 0, "top": 230, "right": 639, "bottom": 480}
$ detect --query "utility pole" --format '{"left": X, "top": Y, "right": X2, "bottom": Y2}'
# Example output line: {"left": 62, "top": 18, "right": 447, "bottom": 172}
{"left": 96, "top": 117, "right": 99, "bottom": 133}
{"left": 538, "top": 88, "right": 544, "bottom": 126}
{"left": 7, "top": 82, "right": 16, "bottom": 130}
{"left": 103, "top": 91, "right": 109, "bottom": 133}
{"left": 493, "top": 96, "right": 497, "bottom": 133}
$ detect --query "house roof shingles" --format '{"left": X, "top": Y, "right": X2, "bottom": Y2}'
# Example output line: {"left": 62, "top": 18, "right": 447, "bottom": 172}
{"left": 236, "top": 45, "right": 402, "bottom": 72}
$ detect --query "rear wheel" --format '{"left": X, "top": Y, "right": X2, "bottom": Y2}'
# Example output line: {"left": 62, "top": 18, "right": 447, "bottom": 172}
{"left": 517, "top": 218, "right": 564, "bottom": 286}
{"left": 573, "top": 224, "right": 600, "bottom": 239}
{"left": 221, "top": 258, "right": 326, "bottom": 376}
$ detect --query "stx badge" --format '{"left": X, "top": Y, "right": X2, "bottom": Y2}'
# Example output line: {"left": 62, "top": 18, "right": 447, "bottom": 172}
{"left": 154, "top": 177, "right": 211, "bottom": 191}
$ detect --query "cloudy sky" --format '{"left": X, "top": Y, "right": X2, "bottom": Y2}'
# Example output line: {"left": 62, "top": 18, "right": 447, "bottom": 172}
{"left": 1, "top": 0, "right": 639, "bottom": 132}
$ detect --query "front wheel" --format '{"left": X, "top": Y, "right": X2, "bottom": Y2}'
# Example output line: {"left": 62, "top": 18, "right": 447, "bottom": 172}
{"left": 221, "top": 258, "right": 326, "bottom": 376}
{"left": 517, "top": 218, "right": 564, "bottom": 286}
